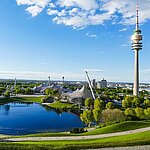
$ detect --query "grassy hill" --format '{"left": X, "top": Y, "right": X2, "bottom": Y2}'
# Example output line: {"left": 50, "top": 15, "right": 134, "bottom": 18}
{"left": 81, "top": 121, "right": 150, "bottom": 135}
{"left": 12, "top": 121, "right": 150, "bottom": 138}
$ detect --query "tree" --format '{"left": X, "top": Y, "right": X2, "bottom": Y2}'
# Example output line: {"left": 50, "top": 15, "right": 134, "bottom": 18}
{"left": 5, "top": 90, "right": 10, "bottom": 98}
{"left": 94, "top": 98, "right": 104, "bottom": 109}
{"left": 99, "top": 100, "right": 105, "bottom": 109}
{"left": 102, "top": 109, "right": 125, "bottom": 125}
{"left": 122, "top": 96, "right": 134, "bottom": 108}
{"left": 80, "top": 110, "right": 94, "bottom": 127}
{"left": 94, "top": 98, "right": 100, "bottom": 109}
{"left": 106, "top": 102, "right": 114, "bottom": 109}
{"left": 25, "top": 88, "right": 33, "bottom": 95}
{"left": 15, "top": 86, "right": 22, "bottom": 95}
{"left": 144, "top": 108, "right": 150, "bottom": 120}
{"left": 93, "top": 108, "right": 102, "bottom": 124}
{"left": 45, "top": 88, "right": 53, "bottom": 95}
{"left": 0, "top": 87, "right": 6, "bottom": 95}
{"left": 125, "top": 108, "right": 135, "bottom": 116}
{"left": 144, "top": 99, "right": 150, "bottom": 108}
{"left": 80, "top": 113, "right": 86, "bottom": 127}
{"left": 132, "top": 97, "right": 141, "bottom": 108}
{"left": 135, "top": 107, "right": 146, "bottom": 119}
{"left": 85, "top": 98, "right": 93, "bottom": 109}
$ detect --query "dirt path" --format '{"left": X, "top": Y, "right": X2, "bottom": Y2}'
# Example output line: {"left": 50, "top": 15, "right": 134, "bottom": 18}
{"left": 1, "top": 127, "right": 150, "bottom": 142}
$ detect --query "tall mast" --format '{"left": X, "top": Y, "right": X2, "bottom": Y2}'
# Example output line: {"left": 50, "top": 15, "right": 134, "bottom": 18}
{"left": 85, "top": 71, "right": 96, "bottom": 99}
{"left": 136, "top": 3, "right": 139, "bottom": 30}
{"left": 131, "top": 3, "right": 142, "bottom": 96}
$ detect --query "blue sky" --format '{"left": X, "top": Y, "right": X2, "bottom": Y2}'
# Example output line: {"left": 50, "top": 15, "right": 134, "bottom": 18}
{"left": 0, "top": 0, "right": 150, "bottom": 82}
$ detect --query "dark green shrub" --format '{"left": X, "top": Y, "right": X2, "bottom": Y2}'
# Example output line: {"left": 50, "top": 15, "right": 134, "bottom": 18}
{"left": 70, "top": 128, "right": 87, "bottom": 134}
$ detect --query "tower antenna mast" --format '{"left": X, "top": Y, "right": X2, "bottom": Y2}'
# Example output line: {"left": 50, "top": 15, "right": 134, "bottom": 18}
{"left": 85, "top": 71, "right": 96, "bottom": 99}
{"left": 136, "top": 3, "right": 139, "bottom": 30}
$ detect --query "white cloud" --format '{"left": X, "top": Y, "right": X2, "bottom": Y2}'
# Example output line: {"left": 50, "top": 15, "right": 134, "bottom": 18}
{"left": 16, "top": 0, "right": 51, "bottom": 16}
{"left": 16, "top": 0, "right": 150, "bottom": 28}
{"left": 141, "top": 69, "right": 150, "bottom": 74}
{"left": 26, "top": 5, "right": 43, "bottom": 17}
{"left": 16, "top": 0, "right": 50, "bottom": 7}
{"left": 86, "top": 32, "right": 97, "bottom": 38}
{"left": 119, "top": 28, "right": 127, "bottom": 32}
{"left": 121, "top": 44, "right": 129, "bottom": 47}
{"left": 53, "top": 15, "right": 88, "bottom": 29}
{"left": 57, "top": 0, "right": 98, "bottom": 10}
{"left": 49, "top": 2, "right": 56, "bottom": 8}
{"left": 82, "top": 69, "right": 104, "bottom": 73}
{"left": 0, "top": 71, "right": 84, "bottom": 80}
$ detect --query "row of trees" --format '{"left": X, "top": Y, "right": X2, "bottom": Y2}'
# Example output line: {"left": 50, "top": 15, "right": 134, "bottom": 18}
{"left": 80, "top": 98, "right": 123, "bottom": 127}
{"left": 80, "top": 96, "right": 150, "bottom": 127}
{"left": 125, "top": 107, "right": 150, "bottom": 120}
{"left": 84, "top": 98, "right": 115, "bottom": 110}
{"left": 95, "top": 87, "right": 133, "bottom": 101}
{"left": 122, "top": 96, "right": 150, "bottom": 108}
{"left": 3, "top": 87, "right": 34, "bottom": 98}
{"left": 15, "top": 87, "right": 33, "bottom": 95}
{"left": 95, "top": 87, "right": 149, "bottom": 102}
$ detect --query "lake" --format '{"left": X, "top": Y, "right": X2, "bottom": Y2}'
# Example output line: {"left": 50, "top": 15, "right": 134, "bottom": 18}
{"left": 0, "top": 102, "right": 83, "bottom": 135}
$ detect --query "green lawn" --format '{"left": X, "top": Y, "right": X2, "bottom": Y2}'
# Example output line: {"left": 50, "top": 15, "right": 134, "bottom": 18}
{"left": 48, "top": 101, "right": 76, "bottom": 109}
{"left": 0, "top": 96, "right": 43, "bottom": 104}
{"left": 18, "top": 97, "right": 43, "bottom": 103}
{"left": 9, "top": 121, "right": 150, "bottom": 138}
{"left": 0, "top": 131, "right": 150, "bottom": 150}
{"left": 80, "top": 121, "right": 150, "bottom": 136}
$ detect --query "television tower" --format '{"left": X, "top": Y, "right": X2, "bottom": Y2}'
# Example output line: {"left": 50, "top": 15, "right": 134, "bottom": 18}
{"left": 132, "top": 3, "right": 142, "bottom": 96}
{"left": 62, "top": 76, "right": 65, "bottom": 84}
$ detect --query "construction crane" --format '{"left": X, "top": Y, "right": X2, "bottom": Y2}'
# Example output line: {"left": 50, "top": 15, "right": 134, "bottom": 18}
{"left": 85, "top": 71, "right": 96, "bottom": 100}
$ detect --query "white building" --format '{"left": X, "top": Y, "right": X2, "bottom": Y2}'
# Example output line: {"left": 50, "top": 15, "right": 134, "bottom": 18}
{"left": 97, "top": 78, "right": 107, "bottom": 89}
{"left": 91, "top": 79, "right": 96, "bottom": 88}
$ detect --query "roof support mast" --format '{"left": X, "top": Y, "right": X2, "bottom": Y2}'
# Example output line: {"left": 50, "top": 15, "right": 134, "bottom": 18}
{"left": 85, "top": 71, "right": 96, "bottom": 100}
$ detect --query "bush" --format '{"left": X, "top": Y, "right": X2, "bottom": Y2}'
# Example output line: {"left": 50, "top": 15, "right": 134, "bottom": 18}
{"left": 122, "top": 96, "right": 134, "bottom": 108}
{"left": 70, "top": 128, "right": 87, "bottom": 134}
{"left": 106, "top": 102, "right": 114, "bottom": 109}
{"left": 102, "top": 109, "right": 125, "bottom": 125}
{"left": 125, "top": 108, "right": 136, "bottom": 116}
{"left": 85, "top": 98, "right": 94, "bottom": 109}
{"left": 41, "top": 95, "right": 54, "bottom": 103}
{"left": 80, "top": 110, "right": 94, "bottom": 127}
{"left": 99, "top": 123, "right": 106, "bottom": 128}
{"left": 5, "top": 90, "right": 10, "bottom": 98}
{"left": 144, "top": 108, "right": 150, "bottom": 120}
{"left": 144, "top": 99, "right": 150, "bottom": 108}
{"left": 135, "top": 107, "right": 146, "bottom": 119}
{"left": 125, "top": 115, "right": 140, "bottom": 121}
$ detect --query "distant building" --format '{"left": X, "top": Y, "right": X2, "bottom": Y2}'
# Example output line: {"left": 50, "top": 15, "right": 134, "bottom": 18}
{"left": 97, "top": 78, "right": 107, "bottom": 89}
{"left": 91, "top": 79, "right": 96, "bottom": 88}
{"left": 33, "top": 83, "right": 72, "bottom": 94}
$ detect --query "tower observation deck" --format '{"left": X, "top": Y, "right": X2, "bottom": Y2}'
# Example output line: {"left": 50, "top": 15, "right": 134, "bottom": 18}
{"left": 131, "top": 3, "right": 142, "bottom": 96}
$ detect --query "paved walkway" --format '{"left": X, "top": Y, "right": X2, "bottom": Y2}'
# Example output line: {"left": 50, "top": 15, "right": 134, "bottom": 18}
{"left": 88, "top": 145, "right": 150, "bottom": 150}
{"left": 1, "top": 127, "right": 150, "bottom": 142}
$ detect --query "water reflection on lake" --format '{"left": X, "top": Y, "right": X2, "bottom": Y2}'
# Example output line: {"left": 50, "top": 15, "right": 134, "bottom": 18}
{"left": 0, "top": 102, "right": 83, "bottom": 135}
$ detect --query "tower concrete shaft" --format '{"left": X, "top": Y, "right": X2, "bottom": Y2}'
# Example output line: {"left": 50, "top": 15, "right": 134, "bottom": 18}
{"left": 132, "top": 3, "right": 142, "bottom": 96}
{"left": 62, "top": 77, "right": 64, "bottom": 84}
{"left": 14, "top": 78, "right": 17, "bottom": 88}
{"left": 134, "top": 50, "right": 139, "bottom": 96}
{"left": 48, "top": 76, "right": 50, "bottom": 86}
